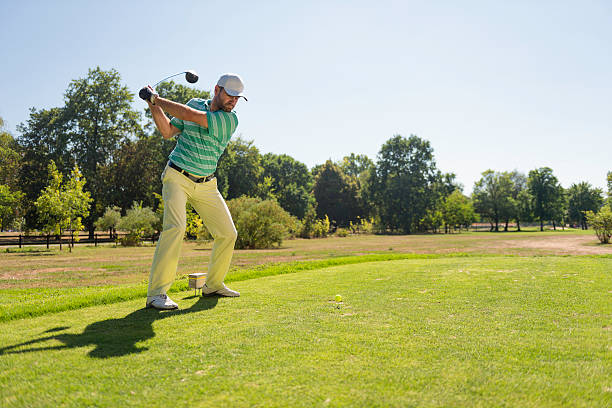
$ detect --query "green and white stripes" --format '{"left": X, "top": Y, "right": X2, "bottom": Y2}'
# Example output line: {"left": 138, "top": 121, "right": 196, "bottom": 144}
{"left": 168, "top": 98, "right": 238, "bottom": 176}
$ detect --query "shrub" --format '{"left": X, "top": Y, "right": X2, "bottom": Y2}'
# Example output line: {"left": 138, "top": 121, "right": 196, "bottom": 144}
{"left": 312, "top": 215, "right": 330, "bottom": 238}
{"left": 227, "top": 196, "right": 297, "bottom": 249}
{"left": 336, "top": 228, "right": 349, "bottom": 237}
{"left": 117, "top": 202, "right": 157, "bottom": 246}
{"left": 299, "top": 204, "right": 330, "bottom": 238}
{"left": 585, "top": 206, "right": 612, "bottom": 244}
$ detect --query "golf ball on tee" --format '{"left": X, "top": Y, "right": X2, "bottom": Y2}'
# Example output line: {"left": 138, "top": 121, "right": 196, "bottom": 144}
{"left": 335, "top": 294, "right": 342, "bottom": 302}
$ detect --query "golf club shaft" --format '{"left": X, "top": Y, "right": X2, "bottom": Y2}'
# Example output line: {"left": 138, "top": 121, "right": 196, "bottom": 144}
{"left": 153, "top": 72, "right": 187, "bottom": 88}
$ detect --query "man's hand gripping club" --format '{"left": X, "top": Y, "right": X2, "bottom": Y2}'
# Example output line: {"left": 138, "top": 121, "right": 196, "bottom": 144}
{"left": 139, "top": 85, "right": 208, "bottom": 130}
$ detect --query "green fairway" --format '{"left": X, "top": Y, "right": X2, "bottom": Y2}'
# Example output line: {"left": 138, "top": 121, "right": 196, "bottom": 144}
{"left": 1, "top": 256, "right": 611, "bottom": 407}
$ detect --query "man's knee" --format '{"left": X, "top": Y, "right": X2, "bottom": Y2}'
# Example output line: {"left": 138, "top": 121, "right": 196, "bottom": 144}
{"left": 162, "top": 222, "right": 186, "bottom": 237}
{"left": 216, "top": 225, "right": 237, "bottom": 243}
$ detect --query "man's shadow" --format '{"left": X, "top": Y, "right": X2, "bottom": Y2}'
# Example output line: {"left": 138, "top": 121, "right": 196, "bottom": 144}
{"left": 0, "top": 295, "right": 218, "bottom": 359}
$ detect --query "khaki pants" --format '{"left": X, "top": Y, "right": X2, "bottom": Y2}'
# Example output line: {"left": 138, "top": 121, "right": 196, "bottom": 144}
{"left": 147, "top": 164, "right": 237, "bottom": 297}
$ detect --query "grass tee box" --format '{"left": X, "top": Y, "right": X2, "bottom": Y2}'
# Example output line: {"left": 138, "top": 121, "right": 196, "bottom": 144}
{"left": 0, "top": 256, "right": 611, "bottom": 407}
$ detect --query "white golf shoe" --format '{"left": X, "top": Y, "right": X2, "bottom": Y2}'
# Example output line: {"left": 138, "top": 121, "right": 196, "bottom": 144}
{"left": 202, "top": 283, "right": 240, "bottom": 297}
{"left": 146, "top": 294, "right": 179, "bottom": 310}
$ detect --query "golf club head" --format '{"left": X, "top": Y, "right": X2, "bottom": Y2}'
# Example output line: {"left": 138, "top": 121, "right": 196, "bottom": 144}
{"left": 185, "top": 70, "right": 199, "bottom": 84}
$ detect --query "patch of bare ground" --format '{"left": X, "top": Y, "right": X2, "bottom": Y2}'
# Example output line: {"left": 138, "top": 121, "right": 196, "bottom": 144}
{"left": 0, "top": 232, "right": 609, "bottom": 289}
{"left": 495, "top": 235, "right": 611, "bottom": 255}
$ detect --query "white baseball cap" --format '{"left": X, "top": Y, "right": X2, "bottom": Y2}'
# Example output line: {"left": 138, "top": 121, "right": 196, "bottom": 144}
{"left": 217, "top": 73, "right": 247, "bottom": 101}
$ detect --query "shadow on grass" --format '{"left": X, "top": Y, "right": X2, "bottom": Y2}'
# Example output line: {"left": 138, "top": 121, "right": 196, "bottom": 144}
{"left": 0, "top": 296, "right": 218, "bottom": 359}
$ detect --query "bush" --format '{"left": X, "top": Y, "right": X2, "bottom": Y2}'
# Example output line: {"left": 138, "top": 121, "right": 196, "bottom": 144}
{"left": 585, "top": 206, "right": 612, "bottom": 244}
{"left": 299, "top": 204, "right": 330, "bottom": 238}
{"left": 117, "top": 202, "right": 157, "bottom": 246}
{"left": 227, "top": 196, "right": 298, "bottom": 249}
{"left": 336, "top": 228, "right": 349, "bottom": 237}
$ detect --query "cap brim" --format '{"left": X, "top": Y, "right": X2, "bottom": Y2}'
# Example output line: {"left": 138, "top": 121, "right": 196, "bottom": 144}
{"left": 225, "top": 89, "right": 248, "bottom": 101}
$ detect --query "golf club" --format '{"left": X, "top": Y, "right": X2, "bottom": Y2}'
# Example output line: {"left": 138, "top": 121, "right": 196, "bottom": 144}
{"left": 152, "top": 70, "right": 199, "bottom": 88}
{"left": 139, "top": 70, "right": 199, "bottom": 101}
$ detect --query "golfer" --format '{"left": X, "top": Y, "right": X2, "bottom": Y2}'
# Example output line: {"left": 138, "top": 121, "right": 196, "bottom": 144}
{"left": 139, "top": 74, "right": 247, "bottom": 310}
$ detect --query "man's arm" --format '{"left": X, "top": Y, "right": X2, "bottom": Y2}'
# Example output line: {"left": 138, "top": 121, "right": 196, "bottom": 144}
{"left": 148, "top": 102, "right": 181, "bottom": 139}
{"left": 154, "top": 97, "right": 208, "bottom": 129}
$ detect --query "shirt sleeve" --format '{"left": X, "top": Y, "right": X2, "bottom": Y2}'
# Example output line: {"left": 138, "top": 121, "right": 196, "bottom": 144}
{"left": 206, "top": 111, "right": 239, "bottom": 143}
{"left": 169, "top": 98, "right": 200, "bottom": 133}
{"left": 170, "top": 116, "right": 184, "bottom": 132}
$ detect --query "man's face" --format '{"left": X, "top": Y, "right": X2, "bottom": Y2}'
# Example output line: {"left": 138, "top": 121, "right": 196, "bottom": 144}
{"left": 215, "top": 86, "right": 240, "bottom": 112}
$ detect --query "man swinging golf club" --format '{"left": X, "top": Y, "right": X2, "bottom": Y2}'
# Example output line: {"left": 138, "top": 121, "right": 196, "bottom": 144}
{"left": 139, "top": 73, "right": 247, "bottom": 310}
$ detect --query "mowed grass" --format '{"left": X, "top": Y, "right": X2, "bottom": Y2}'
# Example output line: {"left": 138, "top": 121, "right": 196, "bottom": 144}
{"left": 1, "top": 256, "right": 611, "bottom": 407}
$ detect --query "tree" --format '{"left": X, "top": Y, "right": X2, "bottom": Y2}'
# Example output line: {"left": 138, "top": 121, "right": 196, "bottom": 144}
{"left": 0, "top": 184, "right": 24, "bottom": 231}
{"left": 215, "top": 137, "right": 266, "bottom": 199}
{"left": 63, "top": 67, "right": 142, "bottom": 237}
{"left": 101, "top": 136, "right": 164, "bottom": 211}
{"left": 63, "top": 165, "right": 93, "bottom": 245}
{"left": 369, "top": 135, "right": 439, "bottom": 233}
{"left": 94, "top": 206, "right": 122, "bottom": 239}
{"left": 35, "top": 161, "right": 92, "bottom": 250}
{"left": 515, "top": 189, "right": 533, "bottom": 231}
{"left": 442, "top": 190, "right": 476, "bottom": 233}
{"left": 607, "top": 171, "right": 612, "bottom": 204}
{"left": 16, "top": 107, "right": 73, "bottom": 229}
{"left": 528, "top": 167, "right": 564, "bottom": 231}
{"left": 313, "top": 160, "right": 361, "bottom": 228}
{"left": 261, "top": 153, "right": 314, "bottom": 218}
{"left": 340, "top": 153, "right": 374, "bottom": 178}
{"left": 471, "top": 170, "right": 515, "bottom": 232}
{"left": 0, "top": 117, "right": 21, "bottom": 192}
{"left": 508, "top": 171, "right": 529, "bottom": 231}
{"left": 567, "top": 182, "right": 604, "bottom": 229}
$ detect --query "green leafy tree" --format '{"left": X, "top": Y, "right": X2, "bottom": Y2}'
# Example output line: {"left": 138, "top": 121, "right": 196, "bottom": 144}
{"left": 101, "top": 136, "right": 163, "bottom": 211}
{"left": 262, "top": 153, "right": 314, "bottom": 218}
{"left": 63, "top": 165, "right": 93, "bottom": 243}
{"left": 607, "top": 171, "right": 612, "bottom": 204}
{"left": 94, "top": 206, "right": 122, "bottom": 238}
{"left": 442, "top": 190, "right": 476, "bottom": 233}
{"left": 507, "top": 171, "right": 528, "bottom": 231}
{"left": 63, "top": 67, "right": 142, "bottom": 237}
{"left": 515, "top": 189, "right": 534, "bottom": 231}
{"left": 528, "top": 167, "right": 564, "bottom": 231}
{"left": 340, "top": 153, "right": 374, "bottom": 178}
{"left": 369, "top": 135, "right": 439, "bottom": 233}
{"left": 117, "top": 201, "right": 157, "bottom": 246}
{"left": 216, "top": 137, "right": 266, "bottom": 199}
{"left": 0, "top": 184, "right": 24, "bottom": 231}
{"left": 567, "top": 182, "right": 604, "bottom": 229}
{"left": 0, "top": 117, "right": 21, "bottom": 192}
{"left": 471, "top": 170, "right": 514, "bottom": 232}
{"left": 16, "top": 107, "right": 73, "bottom": 228}
{"left": 35, "top": 161, "right": 92, "bottom": 249}
{"left": 313, "top": 160, "right": 361, "bottom": 228}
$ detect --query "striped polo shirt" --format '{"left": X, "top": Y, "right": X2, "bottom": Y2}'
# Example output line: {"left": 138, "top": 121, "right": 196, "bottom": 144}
{"left": 168, "top": 98, "right": 238, "bottom": 176}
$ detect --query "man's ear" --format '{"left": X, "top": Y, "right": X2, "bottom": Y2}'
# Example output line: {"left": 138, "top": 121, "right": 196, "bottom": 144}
{"left": 214, "top": 85, "right": 221, "bottom": 96}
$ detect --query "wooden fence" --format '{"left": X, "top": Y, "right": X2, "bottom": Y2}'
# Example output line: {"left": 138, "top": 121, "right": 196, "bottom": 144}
{"left": 0, "top": 232, "right": 157, "bottom": 248}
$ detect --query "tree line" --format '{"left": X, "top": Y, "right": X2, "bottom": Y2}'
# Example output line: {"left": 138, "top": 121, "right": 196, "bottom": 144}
{"left": 1, "top": 67, "right": 611, "bottom": 239}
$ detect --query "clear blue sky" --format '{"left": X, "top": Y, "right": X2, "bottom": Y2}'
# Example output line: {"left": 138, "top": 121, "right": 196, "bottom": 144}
{"left": 1, "top": 0, "right": 610, "bottom": 194}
